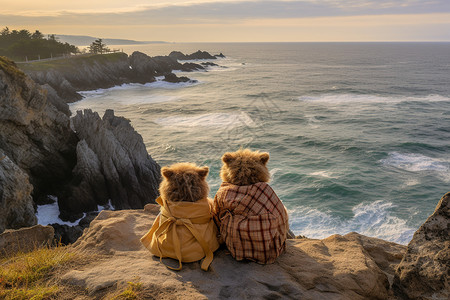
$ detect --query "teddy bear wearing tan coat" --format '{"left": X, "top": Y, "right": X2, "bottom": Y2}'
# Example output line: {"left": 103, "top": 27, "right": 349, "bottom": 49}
{"left": 212, "top": 149, "right": 289, "bottom": 264}
{"left": 141, "top": 162, "right": 219, "bottom": 271}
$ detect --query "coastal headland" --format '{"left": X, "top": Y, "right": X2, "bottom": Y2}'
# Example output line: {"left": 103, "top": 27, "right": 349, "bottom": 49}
{"left": 0, "top": 52, "right": 448, "bottom": 299}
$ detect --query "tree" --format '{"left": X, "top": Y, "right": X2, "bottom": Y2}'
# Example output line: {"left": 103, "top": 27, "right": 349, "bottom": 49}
{"left": 0, "top": 27, "right": 10, "bottom": 36}
{"left": 89, "top": 38, "right": 110, "bottom": 54}
{"left": 31, "top": 30, "right": 44, "bottom": 39}
{"left": 0, "top": 27, "right": 79, "bottom": 60}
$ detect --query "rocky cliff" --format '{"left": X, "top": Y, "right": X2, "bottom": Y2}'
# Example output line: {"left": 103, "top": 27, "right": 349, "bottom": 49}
{"left": 0, "top": 57, "right": 161, "bottom": 234}
{"left": 0, "top": 56, "right": 78, "bottom": 204}
{"left": 65, "top": 109, "right": 161, "bottom": 217}
{"left": 20, "top": 51, "right": 208, "bottom": 104}
{"left": 0, "top": 155, "right": 36, "bottom": 232}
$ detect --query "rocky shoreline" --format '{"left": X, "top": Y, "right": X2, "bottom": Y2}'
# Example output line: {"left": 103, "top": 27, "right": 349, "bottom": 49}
{"left": 1, "top": 52, "right": 449, "bottom": 299}
{"left": 19, "top": 50, "right": 225, "bottom": 107}
{"left": 1, "top": 50, "right": 225, "bottom": 242}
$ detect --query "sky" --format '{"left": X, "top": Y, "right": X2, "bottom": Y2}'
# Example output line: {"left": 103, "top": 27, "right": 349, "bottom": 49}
{"left": 1, "top": 0, "right": 450, "bottom": 42}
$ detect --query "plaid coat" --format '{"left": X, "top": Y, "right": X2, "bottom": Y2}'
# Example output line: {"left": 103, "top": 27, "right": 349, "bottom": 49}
{"left": 212, "top": 182, "right": 289, "bottom": 264}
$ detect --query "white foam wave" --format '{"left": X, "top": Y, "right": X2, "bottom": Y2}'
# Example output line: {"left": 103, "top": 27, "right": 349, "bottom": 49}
{"left": 97, "top": 199, "right": 115, "bottom": 212}
{"left": 36, "top": 196, "right": 85, "bottom": 226}
{"left": 155, "top": 112, "right": 256, "bottom": 129}
{"left": 309, "top": 171, "right": 338, "bottom": 179}
{"left": 78, "top": 79, "right": 200, "bottom": 97}
{"left": 298, "top": 94, "right": 450, "bottom": 104}
{"left": 289, "top": 200, "right": 416, "bottom": 244}
{"left": 270, "top": 168, "right": 281, "bottom": 180}
{"left": 381, "top": 152, "right": 450, "bottom": 172}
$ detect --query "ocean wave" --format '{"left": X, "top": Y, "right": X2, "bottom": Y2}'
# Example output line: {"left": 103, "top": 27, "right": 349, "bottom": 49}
{"left": 289, "top": 200, "right": 416, "bottom": 244}
{"left": 36, "top": 196, "right": 85, "bottom": 226}
{"left": 298, "top": 94, "right": 450, "bottom": 104}
{"left": 154, "top": 112, "right": 256, "bottom": 129}
{"left": 78, "top": 79, "right": 200, "bottom": 97}
{"left": 37, "top": 197, "right": 115, "bottom": 227}
{"left": 308, "top": 170, "right": 339, "bottom": 179}
{"left": 380, "top": 152, "right": 450, "bottom": 173}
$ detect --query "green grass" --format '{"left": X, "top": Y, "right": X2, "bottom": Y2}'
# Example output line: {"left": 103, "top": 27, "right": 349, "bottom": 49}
{"left": 0, "top": 245, "right": 80, "bottom": 300}
{"left": 18, "top": 52, "right": 128, "bottom": 72}
{"left": 0, "top": 56, "right": 26, "bottom": 80}
{"left": 111, "top": 280, "right": 143, "bottom": 300}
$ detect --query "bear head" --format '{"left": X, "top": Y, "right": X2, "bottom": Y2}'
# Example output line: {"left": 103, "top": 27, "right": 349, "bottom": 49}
{"left": 159, "top": 162, "right": 209, "bottom": 202}
{"left": 220, "top": 149, "right": 270, "bottom": 186}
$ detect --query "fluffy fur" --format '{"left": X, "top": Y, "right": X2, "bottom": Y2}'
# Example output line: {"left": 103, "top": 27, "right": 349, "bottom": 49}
{"left": 220, "top": 149, "right": 270, "bottom": 186}
{"left": 159, "top": 162, "right": 209, "bottom": 202}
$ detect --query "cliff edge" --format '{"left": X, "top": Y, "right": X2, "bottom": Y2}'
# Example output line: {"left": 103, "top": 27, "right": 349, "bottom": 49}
{"left": 61, "top": 191, "right": 449, "bottom": 299}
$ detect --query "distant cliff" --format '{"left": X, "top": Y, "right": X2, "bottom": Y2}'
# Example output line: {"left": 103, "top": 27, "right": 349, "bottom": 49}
{"left": 19, "top": 51, "right": 208, "bottom": 105}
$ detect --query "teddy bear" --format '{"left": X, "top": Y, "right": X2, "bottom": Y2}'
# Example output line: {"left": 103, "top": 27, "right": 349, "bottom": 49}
{"left": 212, "top": 149, "right": 289, "bottom": 264}
{"left": 141, "top": 162, "right": 219, "bottom": 271}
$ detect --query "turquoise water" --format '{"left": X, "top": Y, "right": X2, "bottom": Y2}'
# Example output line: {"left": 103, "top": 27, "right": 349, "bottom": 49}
{"left": 70, "top": 43, "right": 450, "bottom": 244}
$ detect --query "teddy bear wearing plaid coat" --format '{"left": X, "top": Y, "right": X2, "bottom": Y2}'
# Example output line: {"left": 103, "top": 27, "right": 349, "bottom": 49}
{"left": 212, "top": 149, "right": 289, "bottom": 264}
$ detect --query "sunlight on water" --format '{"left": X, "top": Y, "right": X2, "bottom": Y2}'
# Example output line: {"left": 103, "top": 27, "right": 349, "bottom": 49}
{"left": 69, "top": 43, "right": 450, "bottom": 244}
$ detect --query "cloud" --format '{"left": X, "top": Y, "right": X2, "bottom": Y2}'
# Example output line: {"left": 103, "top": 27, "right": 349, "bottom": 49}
{"left": 1, "top": 0, "right": 449, "bottom": 26}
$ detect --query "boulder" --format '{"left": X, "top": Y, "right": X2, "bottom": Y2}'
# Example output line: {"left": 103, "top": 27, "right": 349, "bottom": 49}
{"left": 169, "top": 50, "right": 219, "bottom": 60}
{"left": 0, "top": 57, "right": 78, "bottom": 202}
{"left": 0, "top": 154, "right": 36, "bottom": 233}
{"left": 129, "top": 51, "right": 202, "bottom": 77}
{"left": 67, "top": 208, "right": 406, "bottom": 299}
{"left": 393, "top": 192, "right": 450, "bottom": 300}
{"left": 0, "top": 225, "right": 54, "bottom": 256}
{"left": 163, "top": 73, "right": 192, "bottom": 83}
{"left": 51, "top": 223, "right": 84, "bottom": 245}
{"left": 128, "top": 51, "right": 158, "bottom": 83}
{"left": 200, "top": 62, "right": 219, "bottom": 67}
{"left": 68, "top": 109, "right": 160, "bottom": 215}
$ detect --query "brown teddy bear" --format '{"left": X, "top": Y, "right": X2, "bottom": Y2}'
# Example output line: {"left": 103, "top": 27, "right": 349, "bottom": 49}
{"left": 212, "top": 149, "right": 289, "bottom": 264}
{"left": 141, "top": 162, "right": 219, "bottom": 271}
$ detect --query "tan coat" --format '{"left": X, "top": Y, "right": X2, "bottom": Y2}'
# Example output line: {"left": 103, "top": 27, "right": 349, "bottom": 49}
{"left": 141, "top": 196, "right": 219, "bottom": 271}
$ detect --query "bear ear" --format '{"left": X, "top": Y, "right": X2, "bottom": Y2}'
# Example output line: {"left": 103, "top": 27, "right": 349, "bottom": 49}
{"left": 161, "top": 167, "right": 174, "bottom": 179}
{"left": 260, "top": 152, "right": 270, "bottom": 165}
{"left": 222, "top": 153, "right": 234, "bottom": 164}
{"left": 197, "top": 166, "right": 209, "bottom": 179}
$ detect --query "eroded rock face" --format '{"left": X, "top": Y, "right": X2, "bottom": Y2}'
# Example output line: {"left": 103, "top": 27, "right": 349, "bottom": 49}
{"left": 68, "top": 207, "right": 406, "bottom": 299}
{"left": 0, "top": 225, "right": 54, "bottom": 256}
{"left": 393, "top": 192, "right": 450, "bottom": 300}
{"left": 0, "top": 57, "right": 78, "bottom": 203}
{"left": 0, "top": 154, "right": 36, "bottom": 233}
{"left": 66, "top": 109, "right": 160, "bottom": 216}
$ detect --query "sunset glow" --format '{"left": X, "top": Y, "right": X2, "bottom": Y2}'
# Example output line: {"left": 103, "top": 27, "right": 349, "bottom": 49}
{"left": 1, "top": 1, "right": 450, "bottom": 42}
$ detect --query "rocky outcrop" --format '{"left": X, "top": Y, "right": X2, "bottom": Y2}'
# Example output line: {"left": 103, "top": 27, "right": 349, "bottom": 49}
{"left": 66, "top": 205, "right": 406, "bottom": 299}
{"left": 169, "top": 50, "right": 224, "bottom": 60}
{"left": 0, "top": 56, "right": 78, "bottom": 204}
{"left": 22, "top": 51, "right": 207, "bottom": 104}
{"left": 393, "top": 192, "right": 449, "bottom": 300}
{"left": 41, "top": 83, "right": 71, "bottom": 116}
{"left": 0, "top": 154, "right": 36, "bottom": 233}
{"left": 65, "top": 109, "right": 160, "bottom": 218}
{"left": 163, "top": 73, "right": 192, "bottom": 83}
{"left": 24, "top": 53, "right": 132, "bottom": 103}
{"left": 0, "top": 225, "right": 54, "bottom": 256}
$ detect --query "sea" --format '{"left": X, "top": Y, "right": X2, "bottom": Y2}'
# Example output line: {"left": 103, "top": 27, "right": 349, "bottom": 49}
{"left": 67, "top": 42, "right": 450, "bottom": 245}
